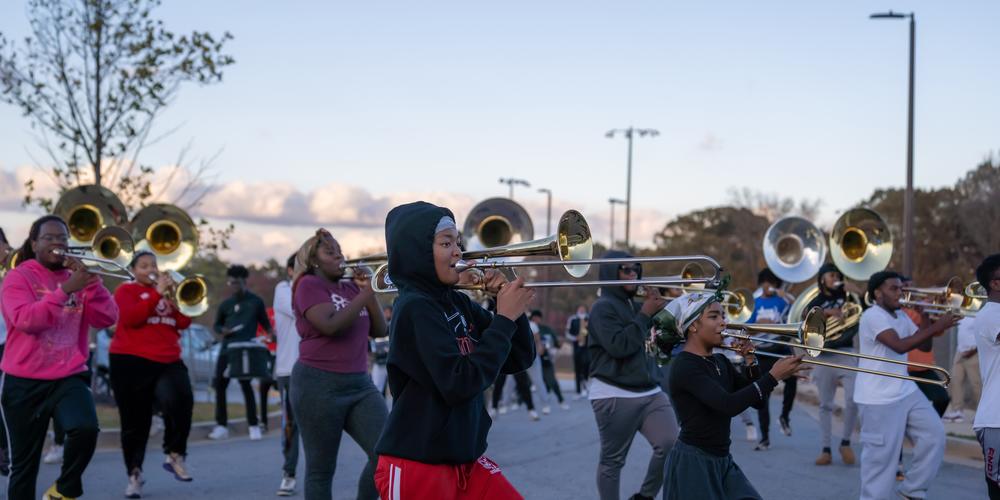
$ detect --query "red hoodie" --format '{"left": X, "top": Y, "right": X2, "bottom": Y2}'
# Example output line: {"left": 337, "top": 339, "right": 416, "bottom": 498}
{"left": 111, "top": 282, "right": 192, "bottom": 364}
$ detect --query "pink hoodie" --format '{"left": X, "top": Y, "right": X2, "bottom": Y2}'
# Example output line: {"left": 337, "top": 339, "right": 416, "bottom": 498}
{"left": 0, "top": 259, "right": 118, "bottom": 380}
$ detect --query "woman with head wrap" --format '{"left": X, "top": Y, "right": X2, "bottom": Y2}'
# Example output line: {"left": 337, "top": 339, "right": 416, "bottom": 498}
{"left": 660, "top": 291, "right": 805, "bottom": 500}
{"left": 288, "top": 228, "right": 388, "bottom": 500}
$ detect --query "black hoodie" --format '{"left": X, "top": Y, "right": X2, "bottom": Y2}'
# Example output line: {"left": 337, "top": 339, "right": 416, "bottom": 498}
{"left": 587, "top": 250, "right": 661, "bottom": 392}
{"left": 373, "top": 201, "right": 535, "bottom": 464}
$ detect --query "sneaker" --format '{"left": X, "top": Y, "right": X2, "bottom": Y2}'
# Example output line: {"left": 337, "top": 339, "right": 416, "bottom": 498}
{"left": 498, "top": 405, "right": 508, "bottom": 415}
{"left": 753, "top": 439, "right": 770, "bottom": 451}
{"left": 542, "top": 405, "right": 551, "bottom": 415}
{"left": 163, "top": 453, "right": 193, "bottom": 482}
{"left": 42, "top": 483, "right": 76, "bottom": 500}
{"left": 488, "top": 407, "right": 498, "bottom": 418}
{"left": 745, "top": 423, "right": 758, "bottom": 442}
{"left": 125, "top": 471, "right": 144, "bottom": 498}
{"left": 277, "top": 474, "right": 296, "bottom": 496}
{"left": 42, "top": 444, "right": 64, "bottom": 465}
{"left": 249, "top": 425, "right": 263, "bottom": 441}
{"left": 942, "top": 410, "right": 963, "bottom": 422}
{"left": 815, "top": 451, "right": 832, "bottom": 466}
{"left": 839, "top": 445, "right": 856, "bottom": 465}
{"left": 560, "top": 402, "right": 570, "bottom": 410}
{"left": 779, "top": 415, "right": 792, "bottom": 436}
{"left": 207, "top": 425, "right": 229, "bottom": 440}
{"left": 528, "top": 410, "right": 540, "bottom": 421}
{"left": 150, "top": 415, "right": 165, "bottom": 437}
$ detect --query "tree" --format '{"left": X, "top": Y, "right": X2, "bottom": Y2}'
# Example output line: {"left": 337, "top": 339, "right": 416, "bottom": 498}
{"left": 653, "top": 207, "right": 771, "bottom": 290}
{"left": 726, "top": 187, "right": 822, "bottom": 222}
{"left": 0, "top": 0, "right": 234, "bottom": 213}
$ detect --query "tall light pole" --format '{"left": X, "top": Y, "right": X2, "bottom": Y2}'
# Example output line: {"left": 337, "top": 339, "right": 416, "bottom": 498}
{"left": 537, "top": 188, "right": 552, "bottom": 235}
{"left": 498, "top": 177, "right": 531, "bottom": 199}
{"left": 606, "top": 127, "right": 659, "bottom": 248}
{"left": 871, "top": 10, "right": 916, "bottom": 277}
{"left": 609, "top": 198, "right": 626, "bottom": 248}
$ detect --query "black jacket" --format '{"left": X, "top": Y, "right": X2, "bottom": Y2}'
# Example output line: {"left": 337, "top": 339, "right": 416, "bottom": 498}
{"left": 586, "top": 251, "right": 661, "bottom": 392}
{"left": 373, "top": 201, "right": 535, "bottom": 464}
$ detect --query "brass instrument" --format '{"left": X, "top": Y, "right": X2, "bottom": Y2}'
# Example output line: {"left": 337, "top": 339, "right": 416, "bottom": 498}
{"left": 150, "top": 270, "right": 209, "bottom": 317}
{"left": 829, "top": 208, "right": 893, "bottom": 281}
{"left": 55, "top": 226, "right": 135, "bottom": 280}
{"left": 53, "top": 185, "right": 129, "bottom": 247}
{"left": 463, "top": 198, "right": 534, "bottom": 251}
{"left": 460, "top": 209, "right": 592, "bottom": 278}
{"left": 763, "top": 216, "right": 828, "bottom": 284}
{"left": 342, "top": 253, "right": 387, "bottom": 279}
{"left": 965, "top": 281, "right": 987, "bottom": 300}
{"left": 787, "top": 283, "right": 864, "bottom": 344}
{"left": 900, "top": 276, "right": 980, "bottom": 317}
{"left": 130, "top": 204, "right": 199, "bottom": 271}
{"left": 650, "top": 306, "right": 951, "bottom": 386}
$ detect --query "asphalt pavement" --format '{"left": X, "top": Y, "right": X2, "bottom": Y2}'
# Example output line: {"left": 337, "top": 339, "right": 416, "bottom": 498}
{"left": 21, "top": 385, "right": 987, "bottom": 499}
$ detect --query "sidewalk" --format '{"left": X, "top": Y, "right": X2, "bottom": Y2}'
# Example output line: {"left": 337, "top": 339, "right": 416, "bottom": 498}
{"left": 792, "top": 379, "right": 984, "bottom": 466}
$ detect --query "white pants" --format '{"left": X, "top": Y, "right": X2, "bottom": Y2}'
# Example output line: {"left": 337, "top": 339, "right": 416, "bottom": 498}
{"left": 858, "top": 390, "right": 945, "bottom": 500}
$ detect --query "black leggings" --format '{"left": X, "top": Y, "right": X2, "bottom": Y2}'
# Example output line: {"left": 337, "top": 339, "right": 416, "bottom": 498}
{"left": 541, "top": 359, "right": 564, "bottom": 404}
{"left": 758, "top": 376, "right": 797, "bottom": 441}
{"left": 1, "top": 372, "right": 99, "bottom": 499}
{"left": 491, "top": 371, "right": 535, "bottom": 411}
{"left": 109, "top": 354, "right": 194, "bottom": 474}
{"left": 910, "top": 369, "right": 950, "bottom": 417}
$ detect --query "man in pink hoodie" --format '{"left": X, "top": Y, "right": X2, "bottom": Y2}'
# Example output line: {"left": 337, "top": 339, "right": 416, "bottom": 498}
{"left": 1, "top": 215, "right": 118, "bottom": 500}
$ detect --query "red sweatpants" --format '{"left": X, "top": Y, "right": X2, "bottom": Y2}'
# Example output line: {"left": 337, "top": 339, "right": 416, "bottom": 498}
{"left": 375, "top": 454, "right": 523, "bottom": 500}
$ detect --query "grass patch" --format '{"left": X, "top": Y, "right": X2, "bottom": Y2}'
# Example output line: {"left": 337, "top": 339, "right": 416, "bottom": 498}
{"left": 96, "top": 402, "right": 280, "bottom": 430}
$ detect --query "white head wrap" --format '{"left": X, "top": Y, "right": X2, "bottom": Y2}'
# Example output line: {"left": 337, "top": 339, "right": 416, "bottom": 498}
{"left": 661, "top": 291, "right": 718, "bottom": 340}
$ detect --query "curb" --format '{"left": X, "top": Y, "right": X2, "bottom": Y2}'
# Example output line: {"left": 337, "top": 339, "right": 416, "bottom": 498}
{"left": 95, "top": 412, "right": 282, "bottom": 450}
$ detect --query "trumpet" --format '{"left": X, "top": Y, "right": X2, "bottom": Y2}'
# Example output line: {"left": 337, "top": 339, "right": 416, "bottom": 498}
{"left": 54, "top": 226, "right": 136, "bottom": 280}
{"left": 150, "top": 270, "right": 210, "bottom": 317}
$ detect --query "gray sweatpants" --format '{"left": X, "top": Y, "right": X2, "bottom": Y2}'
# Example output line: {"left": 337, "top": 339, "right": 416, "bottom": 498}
{"left": 858, "top": 390, "right": 944, "bottom": 500}
{"left": 290, "top": 363, "right": 388, "bottom": 500}
{"left": 591, "top": 392, "right": 677, "bottom": 500}
{"left": 812, "top": 351, "right": 859, "bottom": 448}
{"left": 976, "top": 427, "right": 1000, "bottom": 499}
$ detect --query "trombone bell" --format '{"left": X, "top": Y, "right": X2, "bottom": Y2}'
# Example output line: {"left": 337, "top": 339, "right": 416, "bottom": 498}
{"left": 460, "top": 210, "right": 593, "bottom": 278}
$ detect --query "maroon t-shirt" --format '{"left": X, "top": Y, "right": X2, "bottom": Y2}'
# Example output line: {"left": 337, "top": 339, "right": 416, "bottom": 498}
{"left": 293, "top": 275, "right": 370, "bottom": 373}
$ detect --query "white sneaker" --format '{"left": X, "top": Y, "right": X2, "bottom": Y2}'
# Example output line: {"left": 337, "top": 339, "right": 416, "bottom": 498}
{"left": 42, "top": 444, "right": 63, "bottom": 465}
{"left": 528, "top": 410, "right": 540, "bottom": 421}
{"left": 163, "top": 453, "right": 193, "bottom": 481}
{"left": 208, "top": 425, "right": 229, "bottom": 440}
{"left": 942, "top": 411, "right": 964, "bottom": 422}
{"left": 542, "top": 405, "right": 551, "bottom": 415}
{"left": 560, "top": 402, "right": 570, "bottom": 410}
{"left": 498, "top": 405, "right": 508, "bottom": 415}
{"left": 125, "top": 471, "right": 144, "bottom": 498}
{"left": 745, "top": 424, "right": 758, "bottom": 442}
{"left": 249, "top": 425, "right": 263, "bottom": 440}
{"left": 277, "top": 474, "right": 296, "bottom": 496}
{"left": 488, "top": 407, "right": 498, "bottom": 418}
{"left": 150, "top": 415, "right": 165, "bottom": 437}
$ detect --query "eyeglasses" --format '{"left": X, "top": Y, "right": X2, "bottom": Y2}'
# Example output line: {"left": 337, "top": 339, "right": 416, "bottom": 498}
{"left": 618, "top": 266, "right": 640, "bottom": 275}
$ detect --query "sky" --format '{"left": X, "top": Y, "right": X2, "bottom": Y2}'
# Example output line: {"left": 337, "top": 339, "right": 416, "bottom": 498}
{"left": 1, "top": 1, "right": 998, "bottom": 264}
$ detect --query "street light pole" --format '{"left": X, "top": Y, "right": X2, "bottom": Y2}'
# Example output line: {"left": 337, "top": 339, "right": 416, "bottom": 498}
{"left": 606, "top": 127, "right": 659, "bottom": 248}
{"left": 609, "top": 198, "right": 626, "bottom": 248}
{"left": 498, "top": 177, "right": 531, "bottom": 200}
{"left": 871, "top": 10, "right": 916, "bottom": 277}
{"left": 537, "top": 188, "right": 552, "bottom": 235}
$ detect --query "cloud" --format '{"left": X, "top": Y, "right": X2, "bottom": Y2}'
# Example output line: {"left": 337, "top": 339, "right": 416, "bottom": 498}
{"left": 698, "top": 133, "right": 723, "bottom": 152}
{"left": 0, "top": 165, "right": 673, "bottom": 263}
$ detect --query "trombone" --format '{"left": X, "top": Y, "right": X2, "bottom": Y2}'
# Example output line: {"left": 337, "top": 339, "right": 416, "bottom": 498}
{"left": 900, "top": 276, "right": 980, "bottom": 318}
{"left": 150, "top": 270, "right": 210, "bottom": 317}
{"left": 716, "top": 307, "right": 951, "bottom": 387}
{"left": 54, "top": 226, "right": 135, "bottom": 280}
{"left": 341, "top": 253, "right": 387, "bottom": 279}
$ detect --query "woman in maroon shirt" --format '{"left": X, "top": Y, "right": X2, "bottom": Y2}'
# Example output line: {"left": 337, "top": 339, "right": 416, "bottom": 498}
{"left": 111, "top": 251, "right": 194, "bottom": 498}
